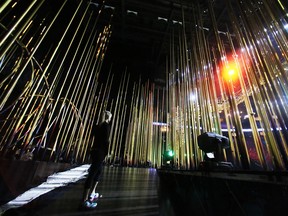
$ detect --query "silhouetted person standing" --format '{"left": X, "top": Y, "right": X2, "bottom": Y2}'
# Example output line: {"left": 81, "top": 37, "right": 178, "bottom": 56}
{"left": 82, "top": 110, "right": 112, "bottom": 208}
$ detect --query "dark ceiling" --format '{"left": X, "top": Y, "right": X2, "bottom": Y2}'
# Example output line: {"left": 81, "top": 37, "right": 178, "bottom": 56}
{"left": 92, "top": 0, "right": 231, "bottom": 86}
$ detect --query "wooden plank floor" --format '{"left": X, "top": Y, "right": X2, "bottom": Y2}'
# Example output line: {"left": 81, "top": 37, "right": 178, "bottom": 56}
{"left": 2, "top": 166, "right": 161, "bottom": 216}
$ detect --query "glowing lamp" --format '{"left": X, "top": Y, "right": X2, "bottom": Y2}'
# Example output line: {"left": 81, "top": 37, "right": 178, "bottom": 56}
{"left": 162, "top": 150, "right": 175, "bottom": 168}
{"left": 167, "top": 150, "right": 174, "bottom": 157}
{"left": 223, "top": 61, "right": 239, "bottom": 82}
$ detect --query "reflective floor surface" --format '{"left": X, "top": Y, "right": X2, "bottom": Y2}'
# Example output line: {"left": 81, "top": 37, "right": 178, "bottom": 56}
{"left": 2, "top": 164, "right": 285, "bottom": 216}
{"left": 1, "top": 166, "right": 160, "bottom": 216}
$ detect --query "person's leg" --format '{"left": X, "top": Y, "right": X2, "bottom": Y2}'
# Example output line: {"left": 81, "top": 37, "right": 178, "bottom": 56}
{"left": 89, "top": 154, "right": 105, "bottom": 195}
{"left": 90, "top": 181, "right": 99, "bottom": 194}
{"left": 82, "top": 162, "right": 98, "bottom": 201}
{"left": 82, "top": 189, "right": 90, "bottom": 202}
{"left": 83, "top": 150, "right": 105, "bottom": 201}
{"left": 88, "top": 181, "right": 99, "bottom": 201}
{"left": 89, "top": 163, "right": 103, "bottom": 196}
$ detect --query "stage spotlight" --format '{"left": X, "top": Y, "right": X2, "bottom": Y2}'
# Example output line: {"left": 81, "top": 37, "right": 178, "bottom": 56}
{"left": 162, "top": 150, "right": 174, "bottom": 168}
{"left": 197, "top": 132, "right": 233, "bottom": 170}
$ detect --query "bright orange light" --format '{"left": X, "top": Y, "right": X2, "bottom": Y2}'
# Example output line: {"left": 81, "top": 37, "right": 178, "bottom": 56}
{"left": 222, "top": 58, "right": 240, "bottom": 82}
{"left": 218, "top": 50, "right": 251, "bottom": 94}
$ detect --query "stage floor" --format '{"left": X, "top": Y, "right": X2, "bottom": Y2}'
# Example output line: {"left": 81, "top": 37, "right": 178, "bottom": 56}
{"left": 1, "top": 166, "right": 160, "bottom": 216}
{"left": 2, "top": 164, "right": 288, "bottom": 216}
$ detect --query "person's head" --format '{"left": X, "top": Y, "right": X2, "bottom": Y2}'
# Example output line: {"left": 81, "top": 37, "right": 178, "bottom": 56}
{"left": 104, "top": 110, "right": 112, "bottom": 123}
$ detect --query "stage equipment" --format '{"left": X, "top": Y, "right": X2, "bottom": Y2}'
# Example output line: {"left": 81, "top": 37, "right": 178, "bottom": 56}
{"left": 197, "top": 132, "right": 233, "bottom": 170}
{"left": 162, "top": 150, "right": 175, "bottom": 168}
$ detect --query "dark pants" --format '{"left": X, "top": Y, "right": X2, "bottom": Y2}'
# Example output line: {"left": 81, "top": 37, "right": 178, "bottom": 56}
{"left": 84, "top": 149, "right": 106, "bottom": 189}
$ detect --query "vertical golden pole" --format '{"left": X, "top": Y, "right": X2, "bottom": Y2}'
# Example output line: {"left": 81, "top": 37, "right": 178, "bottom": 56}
{"left": 108, "top": 69, "right": 128, "bottom": 163}
{"left": 113, "top": 73, "right": 130, "bottom": 164}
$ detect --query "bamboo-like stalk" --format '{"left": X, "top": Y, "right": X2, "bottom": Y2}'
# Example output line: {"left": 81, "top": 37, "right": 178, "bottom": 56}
{"left": 130, "top": 77, "right": 142, "bottom": 166}
{"left": 0, "top": 1, "right": 48, "bottom": 110}
{"left": 53, "top": 14, "right": 106, "bottom": 161}
{"left": 63, "top": 26, "right": 108, "bottom": 161}
{"left": 1, "top": 0, "right": 69, "bottom": 152}
{"left": 68, "top": 27, "right": 111, "bottom": 161}
{"left": 123, "top": 82, "right": 138, "bottom": 166}
{"left": 115, "top": 104, "right": 127, "bottom": 163}
{"left": 234, "top": 0, "right": 287, "bottom": 169}
{"left": 225, "top": 2, "right": 269, "bottom": 170}
{"left": 114, "top": 73, "right": 130, "bottom": 163}
{"left": 55, "top": 17, "right": 112, "bottom": 162}
{"left": 0, "top": 0, "right": 45, "bottom": 59}
{"left": 21, "top": 1, "right": 90, "bottom": 160}
{"left": 108, "top": 69, "right": 128, "bottom": 163}
{"left": 0, "top": 0, "right": 13, "bottom": 15}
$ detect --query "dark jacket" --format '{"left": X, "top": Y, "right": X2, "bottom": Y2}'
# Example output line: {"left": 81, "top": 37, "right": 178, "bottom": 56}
{"left": 91, "top": 121, "right": 111, "bottom": 155}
